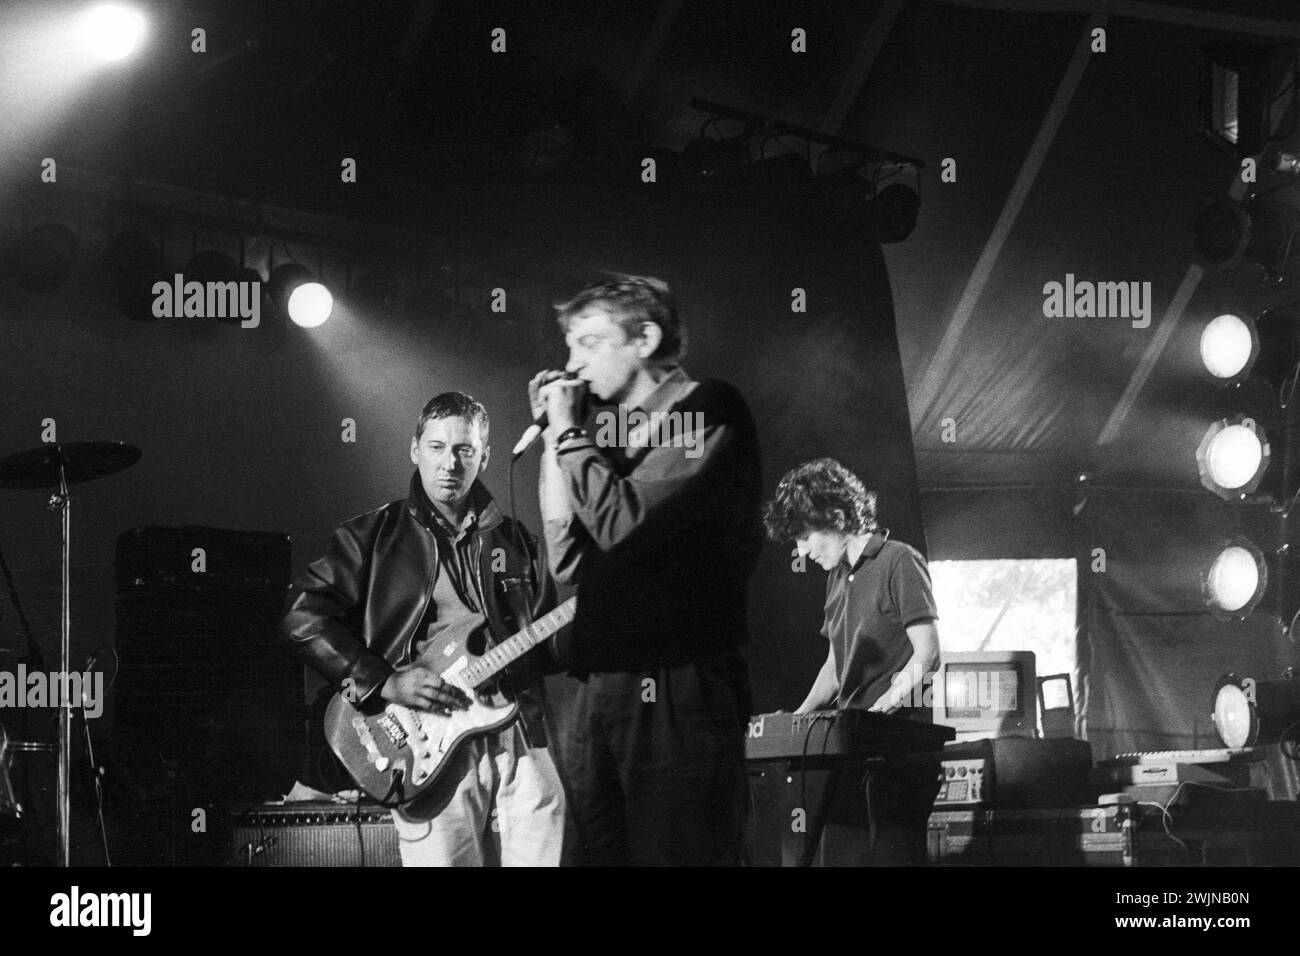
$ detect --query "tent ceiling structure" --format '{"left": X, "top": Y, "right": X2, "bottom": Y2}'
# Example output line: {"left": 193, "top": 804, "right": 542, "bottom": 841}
{"left": 13, "top": 0, "right": 1298, "bottom": 499}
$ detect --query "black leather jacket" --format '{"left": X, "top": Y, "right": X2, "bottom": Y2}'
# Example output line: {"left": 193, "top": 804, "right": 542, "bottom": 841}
{"left": 279, "top": 472, "right": 557, "bottom": 745}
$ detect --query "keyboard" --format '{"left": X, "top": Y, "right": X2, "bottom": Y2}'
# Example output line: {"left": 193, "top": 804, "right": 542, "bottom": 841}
{"left": 744, "top": 709, "right": 955, "bottom": 763}
{"left": 1103, "top": 748, "right": 1261, "bottom": 766}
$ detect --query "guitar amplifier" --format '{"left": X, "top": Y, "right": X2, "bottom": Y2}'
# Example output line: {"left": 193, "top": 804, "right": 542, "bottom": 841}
{"left": 229, "top": 802, "right": 400, "bottom": 867}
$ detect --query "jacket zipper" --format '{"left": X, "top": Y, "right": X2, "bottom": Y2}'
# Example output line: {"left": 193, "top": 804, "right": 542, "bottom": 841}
{"left": 472, "top": 533, "right": 488, "bottom": 621}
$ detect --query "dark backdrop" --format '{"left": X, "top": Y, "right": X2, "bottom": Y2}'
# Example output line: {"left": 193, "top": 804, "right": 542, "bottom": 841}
{"left": 0, "top": 167, "right": 925, "bottom": 742}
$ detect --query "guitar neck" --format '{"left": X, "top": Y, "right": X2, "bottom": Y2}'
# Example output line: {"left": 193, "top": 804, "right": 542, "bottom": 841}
{"left": 462, "top": 597, "right": 576, "bottom": 688}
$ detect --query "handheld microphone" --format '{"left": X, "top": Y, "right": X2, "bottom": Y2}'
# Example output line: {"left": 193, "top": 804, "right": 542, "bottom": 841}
{"left": 513, "top": 372, "right": 583, "bottom": 456}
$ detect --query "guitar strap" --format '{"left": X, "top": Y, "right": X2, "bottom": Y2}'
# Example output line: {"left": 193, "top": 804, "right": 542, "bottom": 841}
{"left": 497, "top": 574, "right": 536, "bottom": 632}
{"left": 491, "top": 574, "right": 537, "bottom": 700}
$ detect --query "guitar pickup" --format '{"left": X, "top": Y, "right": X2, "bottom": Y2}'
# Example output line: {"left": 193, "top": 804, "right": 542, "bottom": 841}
{"left": 376, "top": 712, "right": 409, "bottom": 748}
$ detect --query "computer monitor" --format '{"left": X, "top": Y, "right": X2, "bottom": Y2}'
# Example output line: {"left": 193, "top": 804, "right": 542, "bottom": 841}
{"left": 933, "top": 651, "right": 1037, "bottom": 741}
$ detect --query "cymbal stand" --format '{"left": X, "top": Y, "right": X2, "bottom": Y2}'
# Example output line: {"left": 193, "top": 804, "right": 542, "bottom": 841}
{"left": 46, "top": 460, "right": 71, "bottom": 867}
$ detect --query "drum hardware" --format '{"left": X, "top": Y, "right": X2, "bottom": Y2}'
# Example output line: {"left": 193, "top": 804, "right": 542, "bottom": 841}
{"left": 0, "top": 441, "right": 141, "bottom": 866}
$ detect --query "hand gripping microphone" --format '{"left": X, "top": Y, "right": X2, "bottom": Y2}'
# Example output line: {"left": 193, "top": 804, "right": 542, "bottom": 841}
{"left": 512, "top": 371, "right": 582, "bottom": 457}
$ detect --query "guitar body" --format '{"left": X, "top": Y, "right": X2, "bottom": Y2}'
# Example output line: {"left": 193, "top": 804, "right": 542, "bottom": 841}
{"left": 324, "top": 617, "right": 519, "bottom": 806}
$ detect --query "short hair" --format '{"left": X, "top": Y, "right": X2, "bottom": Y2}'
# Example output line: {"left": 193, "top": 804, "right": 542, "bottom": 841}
{"left": 554, "top": 273, "right": 685, "bottom": 362}
{"left": 415, "top": 391, "right": 490, "bottom": 444}
{"left": 763, "top": 458, "right": 878, "bottom": 541}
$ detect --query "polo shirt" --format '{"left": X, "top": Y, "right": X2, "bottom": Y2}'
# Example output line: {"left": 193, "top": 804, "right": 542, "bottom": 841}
{"left": 823, "top": 532, "right": 939, "bottom": 713}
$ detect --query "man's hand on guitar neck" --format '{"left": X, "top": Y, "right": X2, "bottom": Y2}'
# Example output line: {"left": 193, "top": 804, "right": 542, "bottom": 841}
{"left": 381, "top": 663, "right": 472, "bottom": 714}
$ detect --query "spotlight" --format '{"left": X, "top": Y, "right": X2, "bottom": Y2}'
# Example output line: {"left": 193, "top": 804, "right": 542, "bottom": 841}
{"left": 1212, "top": 672, "right": 1300, "bottom": 750}
{"left": 1201, "top": 308, "right": 1300, "bottom": 388}
{"left": 1202, "top": 537, "right": 1268, "bottom": 619}
{"left": 1191, "top": 195, "right": 1300, "bottom": 277}
{"left": 288, "top": 283, "right": 333, "bottom": 328}
{"left": 1196, "top": 414, "right": 1271, "bottom": 500}
{"left": 1200, "top": 313, "right": 1258, "bottom": 382}
{"left": 267, "top": 263, "right": 332, "bottom": 327}
{"left": 80, "top": 4, "right": 147, "bottom": 62}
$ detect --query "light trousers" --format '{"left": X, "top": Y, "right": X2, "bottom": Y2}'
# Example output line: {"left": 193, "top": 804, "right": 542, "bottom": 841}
{"left": 391, "top": 723, "right": 565, "bottom": 866}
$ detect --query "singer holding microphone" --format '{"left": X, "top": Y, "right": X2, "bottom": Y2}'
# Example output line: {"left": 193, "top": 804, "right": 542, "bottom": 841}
{"left": 527, "top": 274, "right": 763, "bottom": 866}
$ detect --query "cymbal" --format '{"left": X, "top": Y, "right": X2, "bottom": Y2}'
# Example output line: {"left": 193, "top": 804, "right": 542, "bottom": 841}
{"left": 0, "top": 442, "right": 141, "bottom": 490}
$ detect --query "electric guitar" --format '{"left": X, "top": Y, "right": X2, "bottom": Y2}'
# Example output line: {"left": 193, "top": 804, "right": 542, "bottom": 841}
{"left": 324, "top": 597, "right": 576, "bottom": 806}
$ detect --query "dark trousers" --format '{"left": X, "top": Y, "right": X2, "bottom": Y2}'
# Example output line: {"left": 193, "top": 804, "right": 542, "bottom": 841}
{"left": 545, "top": 652, "right": 751, "bottom": 866}
{"left": 817, "top": 752, "right": 942, "bottom": 866}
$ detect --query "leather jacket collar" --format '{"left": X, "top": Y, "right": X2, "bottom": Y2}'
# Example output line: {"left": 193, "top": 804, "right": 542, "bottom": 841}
{"left": 405, "top": 470, "right": 504, "bottom": 537}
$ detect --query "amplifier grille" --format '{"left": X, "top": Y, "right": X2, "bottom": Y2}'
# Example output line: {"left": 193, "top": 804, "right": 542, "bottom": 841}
{"left": 230, "top": 805, "right": 400, "bottom": 867}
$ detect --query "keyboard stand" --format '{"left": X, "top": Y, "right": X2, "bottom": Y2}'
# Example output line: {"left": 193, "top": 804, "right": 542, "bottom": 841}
{"left": 769, "top": 755, "right": 938, "bottom": 866}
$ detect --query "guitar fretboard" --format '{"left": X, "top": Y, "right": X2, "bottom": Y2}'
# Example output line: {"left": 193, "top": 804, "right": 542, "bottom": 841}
{"left": 462, "top": 597, "right": 576, "bottom": 688}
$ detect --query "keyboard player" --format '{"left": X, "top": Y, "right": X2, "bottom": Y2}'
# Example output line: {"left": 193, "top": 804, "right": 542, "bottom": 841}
{"left": 763, "top": 458, "right": 942, "bottom": 865}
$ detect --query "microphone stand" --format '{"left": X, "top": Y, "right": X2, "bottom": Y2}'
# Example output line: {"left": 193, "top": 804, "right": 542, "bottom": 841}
{"left": 79, "top": 652, "right": 111, "bottom": 866}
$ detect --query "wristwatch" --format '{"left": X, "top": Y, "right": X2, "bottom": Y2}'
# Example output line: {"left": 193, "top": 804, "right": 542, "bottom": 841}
{"left": 555, "top": 426, "right": 587, "bottom": 445}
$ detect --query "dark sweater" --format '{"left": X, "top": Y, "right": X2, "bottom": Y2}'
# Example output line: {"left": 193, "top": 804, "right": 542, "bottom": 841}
{"left": 544, "top": 377, "right": 763, "bottom": 671}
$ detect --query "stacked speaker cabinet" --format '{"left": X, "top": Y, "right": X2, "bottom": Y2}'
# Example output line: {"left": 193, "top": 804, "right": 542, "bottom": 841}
{"left": 112, "top": 526, "right": 305, "bottom": 865}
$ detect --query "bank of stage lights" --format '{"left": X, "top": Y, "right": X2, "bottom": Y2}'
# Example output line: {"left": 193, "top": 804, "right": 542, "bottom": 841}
{"left": 1194, "top": 310, "right": 1297, "bottom": 619}
{"left": 1197, "top": 308, "right": 1300, "bottom": 751}
{"left": 1196, "top": 309, "right": 1299, "bottom": 504}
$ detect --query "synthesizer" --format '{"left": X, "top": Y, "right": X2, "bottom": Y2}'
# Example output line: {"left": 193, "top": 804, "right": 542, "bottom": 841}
{"left": 745, "top": 709, "right": 955, "bottom": 763}
{"left": 1095, "top": 747, "right": 1263, "bottom": 787}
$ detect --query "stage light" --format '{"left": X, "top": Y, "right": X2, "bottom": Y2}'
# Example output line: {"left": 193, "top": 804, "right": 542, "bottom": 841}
{"left": 1212, "top": 672, "right": 1300, "bottom": 750}
{"left": 80, "top": 4, "right": 147, "bottom": 62}
{"left": 1196, "top": 415, "right": 1271, "bottom": 500}
{"left": 288, "top": 282, "right": 333, "bottom": 327}
{"left": 1200, "top": 313, "right": 1257, "bottom": 381}
{"left": 1202, "top": 538, "right": 1268, "bottom": 619}
{"left": 1192, "top": 195, "right": 1300, "bottom": 277}
{"left": 1200, "top": 308, "right": 1300, "bottom": 393}
{"left": 267, "top": 263, "right": 331, "bottom": 327}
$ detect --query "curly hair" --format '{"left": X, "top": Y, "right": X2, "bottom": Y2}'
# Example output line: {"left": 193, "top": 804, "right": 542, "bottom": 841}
{"left": 763, "top": 457, "right": 878, "bottom": 541}
{"left": 553, "top": 273, "right": 685, "bottom": 362}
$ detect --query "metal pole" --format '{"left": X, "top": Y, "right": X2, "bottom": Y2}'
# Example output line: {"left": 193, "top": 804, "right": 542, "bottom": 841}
{"left": 57, "top": 460, "right": 71, "bottom": 868}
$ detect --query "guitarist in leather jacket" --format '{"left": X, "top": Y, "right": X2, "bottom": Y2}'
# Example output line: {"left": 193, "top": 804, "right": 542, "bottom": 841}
{"left": 280, "top": 392, "right": 566, "bottom": 866}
